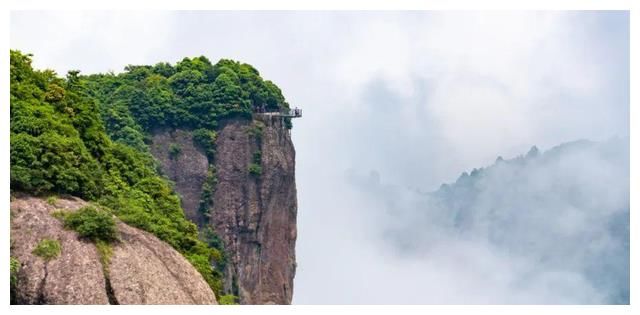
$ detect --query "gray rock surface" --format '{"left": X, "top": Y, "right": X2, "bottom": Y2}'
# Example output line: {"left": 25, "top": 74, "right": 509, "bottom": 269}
{"left": 10, "top": 195, "right": 217, "bottom": 305}
{"left": 149, "top": 115, "right": 298, "bottom": 304}
{"left": 150, "top": 129, "right": 210, "bottom": 226}
{"left": 212, "top": 116, "right": 298, "bottom": 304}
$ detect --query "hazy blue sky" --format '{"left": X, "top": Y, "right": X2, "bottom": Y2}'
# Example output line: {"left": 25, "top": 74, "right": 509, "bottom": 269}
{"left": 11, "top": 11, "right": 629, "bottom": 303}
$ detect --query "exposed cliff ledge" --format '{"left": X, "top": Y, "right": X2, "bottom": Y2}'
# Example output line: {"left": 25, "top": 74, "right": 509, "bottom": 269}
{"left": 150, "top": 115, "right": 297, "bottom": 304}
{"left": 10, "top": 195, "right": 218, "bottom": 305}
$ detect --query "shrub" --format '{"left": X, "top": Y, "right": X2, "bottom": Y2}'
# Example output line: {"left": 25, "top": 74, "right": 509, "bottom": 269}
{"left": 51, "top": 209, "right": 69, "bottom": 220}
{"left": 32, "top": 239, "right": 61, "bottom": 260}
{"left": 46, "top": 196, "right": 58, "bottom": 206}
{"left": 10, "top": 257, "right": 20, "bottom": 304}
{"left": 248, "top": 163, "right": 262, "bottom": 176}
{"left": 168, "top": 143, "right": 182, "bottom": 160}
{"left": 219, "top": 294, "right": 239, "bottom": 305}
{"left": 96, "top": 240, "right": 113, "bottom": 272}
{"left": 10, "top": 257, "right": 20, "bottom": 286}
{"left": 200, "top": 226, "right": 226, "bottom": 269}
{"left": 63, "top": 206, "right": 117, "bottom": 242}
{"left": 192, "top": 128, "right": 217, "bottom": 159}
{"left": 186, "top": 252, "right": 224, "bottom": 297}
{"left": 246, "top": 121, "right": 264, "bottom": 139}
{"left": 198, "top": 166, "right": 218, "bottom": 218}
{"left": 252, "top": 150, "right": 262, "bottom": 164}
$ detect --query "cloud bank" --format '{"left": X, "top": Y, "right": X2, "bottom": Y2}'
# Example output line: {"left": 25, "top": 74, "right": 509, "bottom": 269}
{"left": 346, "top": 139, "right": 629, "bottom": 304}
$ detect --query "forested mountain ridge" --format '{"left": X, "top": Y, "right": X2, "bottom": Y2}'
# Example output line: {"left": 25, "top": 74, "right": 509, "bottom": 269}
{"left": 436, "top": 139, "right": 630, "bottom": 303}
{"left": 352, "top": 137, "right": 629, "bottom": 304}
{"left": 10, "top": 50, "right": 298, "bottom": 304}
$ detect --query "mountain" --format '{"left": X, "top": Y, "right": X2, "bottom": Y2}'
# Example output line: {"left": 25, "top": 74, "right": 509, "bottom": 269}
{"left": 350, "top": 138, "right": 629, "bottom": 304}
{"left": 9, "top": 50, "right": 298, "bottom": 304}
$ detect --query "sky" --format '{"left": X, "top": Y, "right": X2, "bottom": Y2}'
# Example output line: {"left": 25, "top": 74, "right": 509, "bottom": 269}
{"left": 10, "top": 11, "right": 630, "bottom": 304}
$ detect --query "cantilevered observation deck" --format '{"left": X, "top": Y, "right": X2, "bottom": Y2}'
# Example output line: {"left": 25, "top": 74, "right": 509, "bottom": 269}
{"left": 256, "top": 108, "right": 302, "bottom": 118}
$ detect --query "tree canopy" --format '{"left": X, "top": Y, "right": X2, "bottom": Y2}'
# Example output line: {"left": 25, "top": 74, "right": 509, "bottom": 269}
{"left": 83, "top": 56, "right": 291, "bottom": 139}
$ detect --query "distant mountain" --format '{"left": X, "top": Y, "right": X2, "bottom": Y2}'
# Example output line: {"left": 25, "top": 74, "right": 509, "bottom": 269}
{"left": 354, "top": 138, "right": 629, "bottom": 304}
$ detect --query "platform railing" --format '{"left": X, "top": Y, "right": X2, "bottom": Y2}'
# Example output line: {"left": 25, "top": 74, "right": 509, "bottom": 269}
{"left": 256, "top": 107, "right": 302, "bottom": 118}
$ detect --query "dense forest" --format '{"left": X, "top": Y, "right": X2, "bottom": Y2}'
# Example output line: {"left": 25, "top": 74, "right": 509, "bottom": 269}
{"left": 83, "top": 54, "right": 291, "bottom": 151}
{"left": 10, "top": 50, "right": 292, "bottom": 302}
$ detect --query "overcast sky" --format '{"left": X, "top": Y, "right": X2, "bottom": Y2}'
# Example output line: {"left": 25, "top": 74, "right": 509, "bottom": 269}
{"left": 11, "top": 11, "right": 629, "bottom": 304}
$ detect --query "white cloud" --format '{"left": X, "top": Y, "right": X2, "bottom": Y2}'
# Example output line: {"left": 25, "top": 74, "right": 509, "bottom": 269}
{"left": 11, "top": 11, "right": 175, "bottom": 74}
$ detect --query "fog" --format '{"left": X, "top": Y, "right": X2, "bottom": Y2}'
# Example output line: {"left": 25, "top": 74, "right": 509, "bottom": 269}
{"left": 344, "top": 139, "right": 629, "bottom": 303}
{"left": 10, "top": 11, "right": 630, "bottom": 304}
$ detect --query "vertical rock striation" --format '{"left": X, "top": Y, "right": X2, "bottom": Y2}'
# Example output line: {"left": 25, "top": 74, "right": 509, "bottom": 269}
{"left": 150, "top": 115, "right": 298, "bottom": 304}
{"left": 212, "top": 116, "right": 297, "bottom": 304}
{"left": 150, "top": 129, "right": 210, "bottom": 226}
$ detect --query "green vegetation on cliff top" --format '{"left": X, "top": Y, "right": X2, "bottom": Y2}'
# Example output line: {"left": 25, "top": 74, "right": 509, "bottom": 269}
{"left": 83, "top": 55, "right": 291, "bottom": 152}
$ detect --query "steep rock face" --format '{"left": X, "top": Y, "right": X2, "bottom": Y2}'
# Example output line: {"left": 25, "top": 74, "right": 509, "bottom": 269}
{"left": 149, "top": 115, "right": 297, "bottom": 304}
{"left": 212, "top": 116, "right": 297, "bottom": 304}
{"left": 10, "top": 195, "right": 217, "bottom": 305}
{"left": 150, "top": 129, "right": 209, "bottom": 226}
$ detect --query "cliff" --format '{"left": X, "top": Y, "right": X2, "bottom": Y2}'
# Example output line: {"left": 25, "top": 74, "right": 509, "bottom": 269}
{"left": 10, "top": 195, "right": 218, "bottom": 305}
{"left": 10, "top": 51, "right": 297, "bottom": 305}
{"left": 150, "top": 115, "right": 298, "bottom": 304}
{"left": 150, "top": 129, "right": 210, "bottom": 226}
